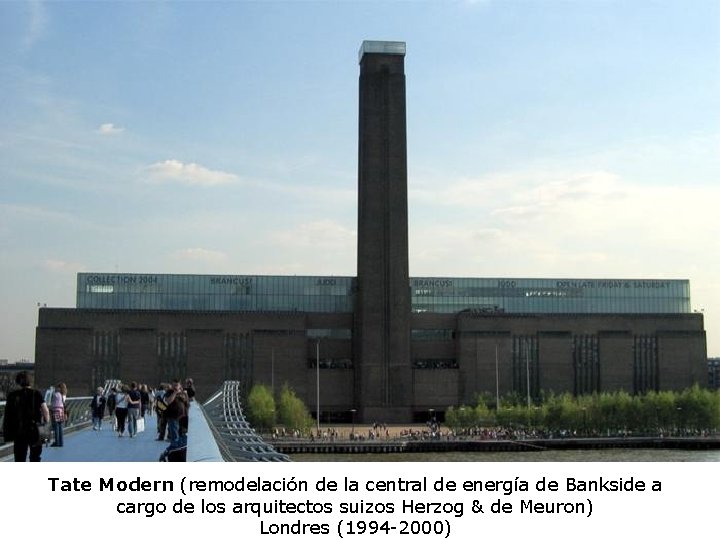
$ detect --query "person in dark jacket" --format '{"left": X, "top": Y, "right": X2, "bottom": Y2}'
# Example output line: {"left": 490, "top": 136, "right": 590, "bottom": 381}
{"left": 140, "top": 384, "right": 150, "bottom": 417}
{"left": 159, "top": 380, "right": 189, "bottom": 462}
{"left": 106, "top": 387, "right": 117, "bottom": 428}
{"left": 155, "top": 383, "right": 169, "bottom": 441}
{"left": 2, "top": 371, "right": 50, "bottom": 462}
{"left": 184, "top": 378, "right": 196, "bottom": 401}
{"left": 90, "top": 386, "right": 106, "bottom": 430}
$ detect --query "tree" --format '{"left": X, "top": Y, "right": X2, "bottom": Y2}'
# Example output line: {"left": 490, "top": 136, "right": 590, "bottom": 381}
{"left": 277, "top": 384, "right": 314, "bottom": 434}
{"left": 446, "top": 404, "right": 485, "bottom": 430}
{"left": 246, "top": 384, "right": 276, "bottom": 430}
{"left": 442, "top": 388, "right": 719, "bottom": 436}
{"left": 445, "top": 406, "right": 459, "bottom": 428}
{"left": 677, "top": 385, "right": 720, "bottom": 431}
{"left": 474, "top": 401, "right": 493, "bottom": 426}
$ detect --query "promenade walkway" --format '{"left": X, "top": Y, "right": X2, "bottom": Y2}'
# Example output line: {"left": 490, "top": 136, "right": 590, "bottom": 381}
{"left": 2, "top": 381, "right": 291, "bottom": 462}
{"left": 2, "top": 405, "right": 224, "bottom": 462}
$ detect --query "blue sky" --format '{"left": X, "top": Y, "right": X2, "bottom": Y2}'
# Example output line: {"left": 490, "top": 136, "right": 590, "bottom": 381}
{"left": 1, "top": 0, "right": 719, "bottom": 360}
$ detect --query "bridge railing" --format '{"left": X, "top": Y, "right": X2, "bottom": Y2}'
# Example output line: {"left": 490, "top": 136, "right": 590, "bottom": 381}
{"left": 0, "top": 396, "right": 93, "bottom": 459}
{"left": 63, "top": 397, "right": 94, "bottom": 428}
{"left": 1, "top": 397, "right": 92, "bottom": 435}
{"left": 1, "top": 379, "right": 123, "bottom": 441}
{"left": 201, "top": 381, "right": 289, "bottom": 462}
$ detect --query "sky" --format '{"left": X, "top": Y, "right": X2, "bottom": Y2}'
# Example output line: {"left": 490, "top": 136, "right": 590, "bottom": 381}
{"left": 1, "top": 0, "right": 719, "bottom": 361}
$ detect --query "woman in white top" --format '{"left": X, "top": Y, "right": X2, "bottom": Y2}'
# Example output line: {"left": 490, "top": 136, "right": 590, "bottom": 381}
{"left": 114, "top": 386, "right": 129, "bottom": 437}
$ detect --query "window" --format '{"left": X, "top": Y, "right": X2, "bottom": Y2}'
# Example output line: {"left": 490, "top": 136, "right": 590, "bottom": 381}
{"left": 88, "top": 285, "right": 114, "bottom": 293}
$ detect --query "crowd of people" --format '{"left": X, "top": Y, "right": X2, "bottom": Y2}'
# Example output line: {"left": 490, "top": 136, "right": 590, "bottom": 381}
{"left": 2, "top": 372, "right": 195, "bottom": 462}
{"left": 103, "top": 382, "right": 149, "bottom": 437}
{"left": 104, "top": 378, "right": 195, "bottom": 461}
{"left": 156, "top": 379, "right": 195, "bottom": 461}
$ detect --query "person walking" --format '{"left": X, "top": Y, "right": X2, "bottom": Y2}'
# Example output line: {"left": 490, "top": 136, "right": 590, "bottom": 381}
{"left": 106, "top": 387, "right": 117, "bottom": 429}
{"left": 114, "top": 385, "right": 129, "bottom": 437}
{"left": 159, "top": 380, "right": 189, "bottom": 461}
{"left": 154, "top": 384, "right": 168, "bottom": 441}
{"left": 50, "top": 382, "right": 67, "bottom": 447}
{"left": 127, "top": 382, "right": 141, "bottom": 437}
{"left": 2, "top": 371, "right": 50, "bottom": 462}
{"left": 184, "top": 378, "right": 196, "bottom": 402}
{"left": 140, "top": 384, "right": 150, "bottom": 417}
{"left": 89, "top": 387, "right": 106, "bottom": 430}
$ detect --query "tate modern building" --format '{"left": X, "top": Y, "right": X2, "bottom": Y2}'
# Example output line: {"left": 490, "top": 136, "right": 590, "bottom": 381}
{"left": 35, "top": 42, "right": 707, "bottom": 423}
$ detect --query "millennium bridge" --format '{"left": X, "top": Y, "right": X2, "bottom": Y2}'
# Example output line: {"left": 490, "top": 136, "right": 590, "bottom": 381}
{"left": 0, "top": 381, "right": 289, "bottom": 462}
{"left": 3, "top": 381, "right": 719, "bottom": 461}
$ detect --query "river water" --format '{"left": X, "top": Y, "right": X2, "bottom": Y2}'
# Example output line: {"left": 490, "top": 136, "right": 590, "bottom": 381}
{"left": 292, "top": 449, "right": 720, "bottom": 462}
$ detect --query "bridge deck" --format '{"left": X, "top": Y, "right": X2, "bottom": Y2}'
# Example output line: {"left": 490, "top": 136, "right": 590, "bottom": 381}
{"left": 2, "top": 405, "right": 223, "bottom": 462}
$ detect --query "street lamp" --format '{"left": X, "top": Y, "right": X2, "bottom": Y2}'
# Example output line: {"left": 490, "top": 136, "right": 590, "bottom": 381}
{"left": 316, "top": 338, "right": 320, "bottom": 435}
{"left": 495, "top": 344, "right": 500, "bottom": 412}
{"left": 525, "top": 339, "right": 531, "bottom": 409}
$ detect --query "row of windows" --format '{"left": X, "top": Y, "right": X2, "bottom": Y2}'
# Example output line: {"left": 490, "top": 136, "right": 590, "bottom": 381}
{"left": 411, "top": 277, "right": 689, "bottom": 297}
{"left": 574, "top": 335, "right": 600, "bottom": 395}
{"left": 307, "top": 329, "right": 352, "bottom": 339}
{"left": 412, "top": 359, "right": 458, "bottom": 369}
{"left": 307, "top": 358, "right": 353, "bottom": 369}
{"left": 512, "top": 336, "right": 540, "bottom": 400}
{"left": 306, "top": 358, "right": 460, "bottom": 369}
{"left": 413, "top": 296, "right": 688, "bottom": 314}
{"left": 411, "top": 329, "right": 454, "bottom": 341}
{"left": 634, "top": 336, "right": 658, "bottom": 394}
{"left": 78, "top": 273, "right": 691, "bottom": 315}
{"left": 80, "top": 274, "right": 354, "bottom": 296}
{"left": 412, "top": 286, "right": 689, "bottom": 299}
{"left": 78, "top": 292, "right": 354, "bottom": 313}
{"left": 80, "top": 292, "right": 688, "bottom": 315}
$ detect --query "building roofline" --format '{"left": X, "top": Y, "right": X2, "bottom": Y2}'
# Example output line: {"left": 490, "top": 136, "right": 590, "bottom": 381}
{"left": 359, "top": 40, "right": 406, "bottom": 63}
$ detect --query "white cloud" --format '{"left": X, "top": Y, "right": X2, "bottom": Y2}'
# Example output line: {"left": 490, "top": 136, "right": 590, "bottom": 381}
{"left": 97, "top": 123, "right": 124, "bottom": 135}
{"left": 271, "top": 219, "right": 356, "bottom": 249}
{"left": 44, "top": 258, "right": 86, "bottom": 274}
{"left": 412, "top": 170, "right": 625, "bottom": 211}
{"left": 22, "top": 0, "right": 48, "bottom": 50}
{"left": 144, "top": 159, "right": 239, "bottom": 186}
{"left": 0, "top": 203, "right": 81, "bottom": 226}
{"left": 409, "top": 168, "right": 720, "bottom": 280}
{"left": 262, "top": 220, "right": 356, "bottom": 274}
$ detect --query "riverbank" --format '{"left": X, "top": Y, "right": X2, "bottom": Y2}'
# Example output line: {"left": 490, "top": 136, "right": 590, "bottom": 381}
{"left": 272, "top": 436, "right": 720, "bottom": 455}
{"left": 290, "top": 447, "right": 720, "bottom": 462}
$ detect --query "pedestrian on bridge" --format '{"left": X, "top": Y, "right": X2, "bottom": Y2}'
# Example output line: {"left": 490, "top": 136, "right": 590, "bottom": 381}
{"left": 106, "top": 387, "right": 117, "bottom": 428}
{"left": 159, "top": 380, "right": 189, "bottom": 461}
{"left": 154, "top": 383, "right": 169, "bottom": 441}
{"left": 50, "top": 382, "right": 67, "bottom": 447}
{"left": 90, "top": 387, "right": 106, "bottom": 430}
{"left": 115, "top": 385, "right": 129, "bottom": 437}
{"left": 2, "top": 371, "right": 50, "bottom": 462}
{"left": 127, "top": 382, "right": 141, "bottom": 437}
{"left": 140, "top": 384, "right": 150, "bottom": 417}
